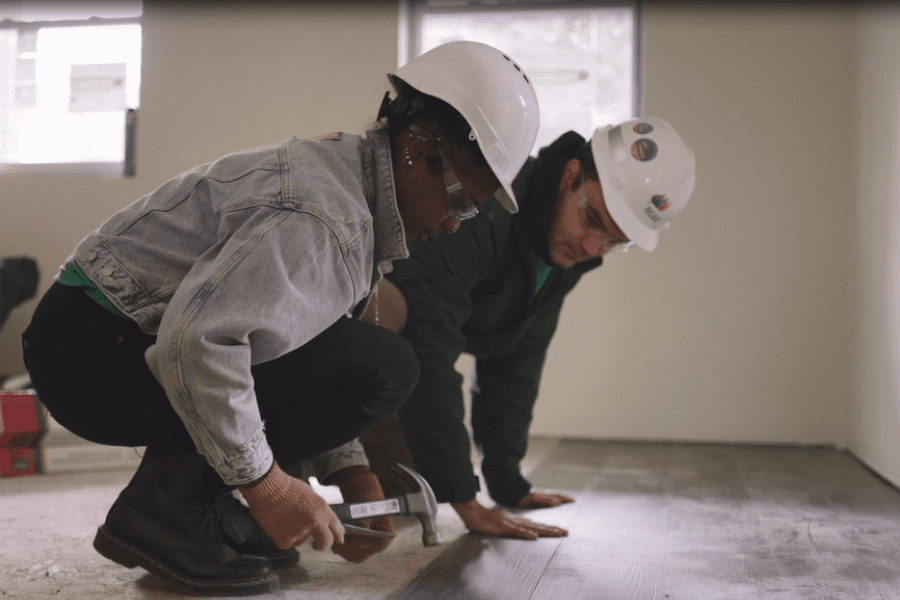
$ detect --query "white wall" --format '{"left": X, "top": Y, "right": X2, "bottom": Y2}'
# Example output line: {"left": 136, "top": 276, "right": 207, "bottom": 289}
{"left": 847, "top": 7, "right": 900, "bottom": 487}
{"left": 533, "top": 6, "right": 856, "bottom": 448}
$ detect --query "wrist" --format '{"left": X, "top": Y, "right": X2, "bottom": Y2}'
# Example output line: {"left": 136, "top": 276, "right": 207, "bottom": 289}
{"left": 450, "top": 498, "right": 482, "bottom": 517}
{"left": 238, "top": 461, "right": 292, "bottom": 510}
{"left": 237, "top": 461, "right": 275, "bottom": 492}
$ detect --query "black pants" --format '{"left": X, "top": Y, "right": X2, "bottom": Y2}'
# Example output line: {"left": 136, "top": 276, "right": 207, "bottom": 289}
{"left": 22, "top": 283, "right": 419, "bottom": 468}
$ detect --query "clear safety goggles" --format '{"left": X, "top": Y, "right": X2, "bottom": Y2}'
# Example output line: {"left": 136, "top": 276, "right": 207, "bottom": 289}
{"left": 577, "top": 172, "right": 633, "bottom": 255}
{"left": 437, "top": 147, "right": 479, "bottom": 221}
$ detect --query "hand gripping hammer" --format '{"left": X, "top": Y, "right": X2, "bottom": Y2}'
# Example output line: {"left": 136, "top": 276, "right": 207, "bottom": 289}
{"left": 329, "top": 464, "right": 442, "bottom": 546}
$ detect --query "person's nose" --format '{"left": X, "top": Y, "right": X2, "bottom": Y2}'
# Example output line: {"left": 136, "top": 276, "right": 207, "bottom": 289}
{"left": 582, "top": 234, "right": 604, "bottom": 257}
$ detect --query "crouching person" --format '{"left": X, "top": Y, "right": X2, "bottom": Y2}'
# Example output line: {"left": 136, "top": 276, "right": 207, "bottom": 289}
{"left": 22, "top": 41, "right": 539, "bottom": 596}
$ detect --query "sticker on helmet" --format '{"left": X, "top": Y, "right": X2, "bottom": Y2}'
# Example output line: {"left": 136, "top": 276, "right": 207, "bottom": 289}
{"left": 633, "top": 122, "right": 654, "bottom": 134}
{"left": 652, "top": 195, "right": 671, "bottom": 211}
{"left": 631, "top": 138, "right": 657, "bottom": 161}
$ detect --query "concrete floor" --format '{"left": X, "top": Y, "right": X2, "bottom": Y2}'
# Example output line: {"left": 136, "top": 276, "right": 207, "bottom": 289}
{"left": 0, "top": 468, "right": 471, "bottom": 600}
{"left": 0, "top": 438, "right": 556, "bottom": 600}
{"left": 0, "top": 471, "right": 478, "bottom": 600}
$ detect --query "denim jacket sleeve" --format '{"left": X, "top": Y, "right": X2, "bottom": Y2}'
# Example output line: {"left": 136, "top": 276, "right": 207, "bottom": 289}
{"left": 145, "top": 206, "right": 364, "bottom": 485}
{"left": 73, "top": 136, "right": 382, "bottom": 486}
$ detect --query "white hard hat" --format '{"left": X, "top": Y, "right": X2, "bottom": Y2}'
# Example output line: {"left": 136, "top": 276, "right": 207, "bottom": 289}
{"left": 389, "top": 41, "right": 540, "bottom": 213}
{"left": 591, "top": 117, "right": 696, "bottom": 252}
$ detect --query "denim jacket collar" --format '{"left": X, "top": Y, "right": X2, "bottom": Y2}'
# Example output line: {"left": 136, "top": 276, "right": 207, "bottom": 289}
{"left": 365, "top": 128, "right": 409, "bottom": 280}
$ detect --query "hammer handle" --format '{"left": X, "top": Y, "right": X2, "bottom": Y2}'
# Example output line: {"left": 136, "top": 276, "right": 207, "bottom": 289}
{"left": 330, "top": 495, "right": 410, "bottom": 523}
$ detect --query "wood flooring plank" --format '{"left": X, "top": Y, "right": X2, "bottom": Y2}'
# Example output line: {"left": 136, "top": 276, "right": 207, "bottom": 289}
{"left": 528, "top": 560, "right": 665, "bottom": 600}
{"left": 390, "top": 441, "right": 900, "bottom": 600}
{"left": 388, "top": 534, "right": 563, "bottom": 600}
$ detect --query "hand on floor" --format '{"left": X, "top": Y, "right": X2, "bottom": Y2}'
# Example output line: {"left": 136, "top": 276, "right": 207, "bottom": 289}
{"left": 452, "top": 499, "right": 568, "bottom": 540}
{"left": 516, "top": 490, "right": 575, "bottom": 509}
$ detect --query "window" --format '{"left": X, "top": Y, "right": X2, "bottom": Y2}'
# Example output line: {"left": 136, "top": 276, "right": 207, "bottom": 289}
{"left": 401, "top": 0, "right": 640, "bottom": 154}
{"left": 0, "top": 3, "right": 142, "bottom": 176}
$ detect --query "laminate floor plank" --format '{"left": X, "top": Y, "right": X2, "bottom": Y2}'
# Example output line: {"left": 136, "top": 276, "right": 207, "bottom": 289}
{"left": 388, "top": 535, "right": 563, "bottom": 600}
{"left": 528, "top": 559, "right": 665, "bottom": 600}
{"left": 390, "top": 441, "right": 900, "bottom": 600}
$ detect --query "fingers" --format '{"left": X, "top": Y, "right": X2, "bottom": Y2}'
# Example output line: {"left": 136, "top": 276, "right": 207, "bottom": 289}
{"left": 310, "top": 526, "right": 333, "bottom": 551}
{"left": 463, "top": 507, "right": 567, "bottom": 540}
{"left": 244, "top": 468, "right": 350, "bottom": 552}
{"left": 517, "top": 495, "right": 559, "bottom": 509}
{"left": 516, "top": 491, "right": 576, "bottom": 509}
{"left": 516, "top": 519, "right": 568, "bottom": 537}
{"left": 498, "top": 518, "right": 539, "bottom": 540}
{"left": 331, "top": 520, "right": 393, "bottom": 563}
{"left": 505, "top": 515, "right": 568, "bottom": 539}
{"left": 332, "top": 519, "right": 346, "bottom": 546}
{"left": 311, "top": 514, "right": 346, "bottom": 551}
{"left": 334, "top": 535, "right": 391, "bottom": 563}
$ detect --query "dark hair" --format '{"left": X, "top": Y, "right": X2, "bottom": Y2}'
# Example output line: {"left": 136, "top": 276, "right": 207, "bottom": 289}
{"left": 576, "top": 140, "right": 599, "bottom": 182}
{"left": 377, "top": 79, "right": 489, "bottom": 171}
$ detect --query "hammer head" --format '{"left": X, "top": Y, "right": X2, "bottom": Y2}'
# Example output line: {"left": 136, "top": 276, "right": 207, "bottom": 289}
{"left": 391, "top": 463, "right": 443, "bottom": 546}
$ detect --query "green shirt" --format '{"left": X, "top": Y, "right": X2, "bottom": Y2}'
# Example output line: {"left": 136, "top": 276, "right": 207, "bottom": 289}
{"left": 57, "top": 262, "right": 128, "bottom": 319}
{"left": 534, "top": 258, "right": 554, "bottom": 295}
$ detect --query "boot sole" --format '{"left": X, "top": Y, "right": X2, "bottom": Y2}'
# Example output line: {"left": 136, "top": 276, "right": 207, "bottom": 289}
{"left": 93, "top": 526, "right": 280, "bottom": 597}
{"left": 264, "top": 548, "right": 300, "bottom": 570}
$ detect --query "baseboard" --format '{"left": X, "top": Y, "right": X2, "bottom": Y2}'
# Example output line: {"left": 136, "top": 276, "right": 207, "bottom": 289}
{"left": 41, "top": 414, "right": 143, "bottom": 474}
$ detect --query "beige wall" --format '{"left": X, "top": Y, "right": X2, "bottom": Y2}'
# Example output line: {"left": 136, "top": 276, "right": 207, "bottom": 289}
{"left": 2, "top": 3, "right": 897, "bottom": 485}
{"left": 848, "top": 7, "right": 900, "bottom": 487}
{"left": 533, "top": 6, "right": 856, "bottom": 448}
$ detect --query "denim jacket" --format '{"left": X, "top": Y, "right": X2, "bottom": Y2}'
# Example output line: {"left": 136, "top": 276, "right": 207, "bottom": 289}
{"left": 71, "top": 130, "right": 408, "bottom": 485}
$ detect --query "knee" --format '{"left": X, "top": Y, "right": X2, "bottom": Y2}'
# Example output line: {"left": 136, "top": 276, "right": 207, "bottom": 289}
{"left": 370, "top": 328, "right": 419, "bottom": 408}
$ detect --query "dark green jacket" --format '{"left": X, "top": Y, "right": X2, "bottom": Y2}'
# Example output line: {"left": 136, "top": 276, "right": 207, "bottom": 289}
{"left": 388, "top": 132, "right": 603, "bottom": 505}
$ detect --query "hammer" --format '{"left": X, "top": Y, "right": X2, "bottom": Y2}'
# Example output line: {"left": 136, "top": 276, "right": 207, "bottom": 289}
{"left": 329, "top": 464, "right": 442, "bottom": 546}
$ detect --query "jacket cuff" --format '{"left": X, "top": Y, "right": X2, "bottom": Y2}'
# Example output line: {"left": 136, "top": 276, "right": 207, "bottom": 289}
{"left": 482, "top": 466, "right": 531, "bottom": 507}
{"left": 430, "top": 473, "right": 481, "bottom": 504}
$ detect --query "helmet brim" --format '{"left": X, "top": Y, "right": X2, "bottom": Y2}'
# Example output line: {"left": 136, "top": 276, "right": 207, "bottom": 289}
{"left": 388, "top": 41, "right": 538, "bottom": 215}
{"left": 494, "top": 182, "right": 518, "bottom": 213}
{"left": 591, "top": 126, "right": 658, "bottom": 252}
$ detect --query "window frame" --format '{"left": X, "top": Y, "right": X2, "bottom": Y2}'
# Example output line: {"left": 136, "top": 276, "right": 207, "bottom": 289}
{"left": 0, "top": 13, "right": 142, "bottom": 178}
{"left": 399, "top": 0, "right": 643, "bottom": 147}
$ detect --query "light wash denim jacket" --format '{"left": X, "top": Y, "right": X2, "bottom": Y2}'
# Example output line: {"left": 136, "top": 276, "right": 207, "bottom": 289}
{"left": 70, "top": 130, "right": 408, "bottom": 485}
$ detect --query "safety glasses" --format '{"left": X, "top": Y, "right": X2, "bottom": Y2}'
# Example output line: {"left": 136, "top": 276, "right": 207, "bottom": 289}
{"left": 437, "top": 147, "right": 479, "bottom": 221}
{"left": 577, "top": 172, "right": 633, "bottom": 254}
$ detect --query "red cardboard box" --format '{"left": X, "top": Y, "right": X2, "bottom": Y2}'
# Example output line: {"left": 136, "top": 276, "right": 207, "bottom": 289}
{"left": 0, "top": 445, "right": 45, "bottom": 477}
{"left": 0, "top": 390, "right": 48, "bottom": 449}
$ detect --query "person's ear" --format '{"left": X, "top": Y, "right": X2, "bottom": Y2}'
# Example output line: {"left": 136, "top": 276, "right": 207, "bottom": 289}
{"left": 559, "top": 158, "right": 582, "bottom": 194}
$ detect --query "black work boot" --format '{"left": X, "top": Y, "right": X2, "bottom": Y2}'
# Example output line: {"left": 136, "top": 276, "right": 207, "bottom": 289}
{"left": 217, "top": 492, "right": 300, "bottom": 569}
{"left": 92, "top": 446, "right": 279, "bottom": 596}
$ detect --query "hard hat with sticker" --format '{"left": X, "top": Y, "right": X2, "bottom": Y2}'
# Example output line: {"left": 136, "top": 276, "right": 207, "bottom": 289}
{"left": 591, "top": 117, "right": 696, "bottom": 252}
{"left": 631, "top": 138, "right": 658, "bottom": 161}
{"left": 387, "top": 41, "right": 539, "bottom": 214}
{"left": 651, "top": 195, "right": 671, "bottom": 211}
